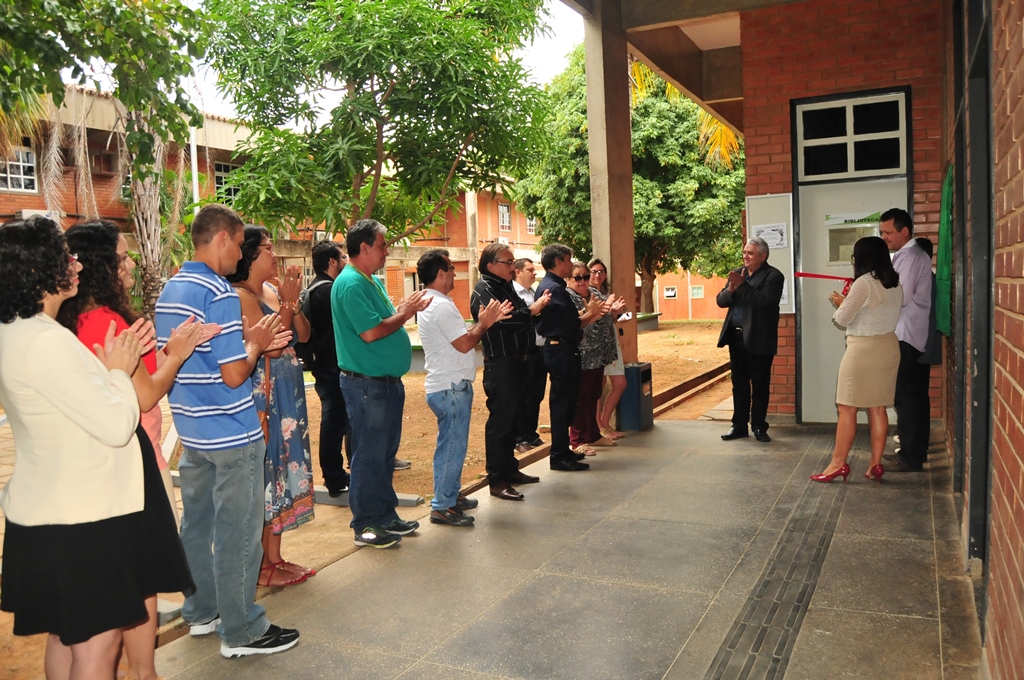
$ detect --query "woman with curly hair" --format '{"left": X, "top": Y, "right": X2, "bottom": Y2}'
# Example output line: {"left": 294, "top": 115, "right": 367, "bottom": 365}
{"left": 227, "top": 225, "right": 315, "bottom": 587}
{"left": 58, "top": 220, "right": 212, "bottom": 680}
{"left": 0, "top": 216, "right": 186, "bottom": 680}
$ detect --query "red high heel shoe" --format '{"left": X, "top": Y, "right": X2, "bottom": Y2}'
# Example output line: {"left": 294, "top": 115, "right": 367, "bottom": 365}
{"left": 810, "top": 463, "right": 850, "bottom": 483}
{"left": 865, "top": 464, "right": 884, "bottom": 483}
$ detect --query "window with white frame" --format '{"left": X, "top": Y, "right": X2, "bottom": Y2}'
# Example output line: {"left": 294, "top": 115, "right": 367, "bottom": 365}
{"left": 498, "top": 203, "right": 511, "bottom": 231}
{"left": 526, "top": 216, "right": 537, "bottom": 234}
{"left": 0, "top": 141, "right": 38, "bottom": 193}
{"left": 664, "top": 286, "right": 678, "bottom": 299}
{"left": 214, "top": 162, "right": 241, "bottom": 199}
{"left": 690, "top": 285, "right": 705, "bottom": 299}
{"left": 796, "top": 92, "right": 907, "bottom": 182}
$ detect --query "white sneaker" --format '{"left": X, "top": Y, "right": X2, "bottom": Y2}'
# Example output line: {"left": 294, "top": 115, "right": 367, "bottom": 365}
{"left": 189, "top": 616, "right": 220, "bottom": 636}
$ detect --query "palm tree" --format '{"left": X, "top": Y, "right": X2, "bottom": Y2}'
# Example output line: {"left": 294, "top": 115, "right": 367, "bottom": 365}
{"left": 628, "top": 57, "right": 740, "bottom": 169}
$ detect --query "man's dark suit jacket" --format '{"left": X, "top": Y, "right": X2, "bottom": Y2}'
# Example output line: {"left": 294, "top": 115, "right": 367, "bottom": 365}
{"left": 716, "top": 262, "right": 785, "bottom": 356}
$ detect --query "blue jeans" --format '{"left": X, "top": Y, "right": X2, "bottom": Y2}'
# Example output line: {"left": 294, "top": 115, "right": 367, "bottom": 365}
{"left": 339, "top": 374, "right": 404, "bottom": 531}
{"left": 426, "top": 380, "right": 474, "bottom": 510}
{"left": 178, "top": 441, "right": 269, "bottom": 647}
{"left": 313, "top": 367, "right": 351, "bottom": 492}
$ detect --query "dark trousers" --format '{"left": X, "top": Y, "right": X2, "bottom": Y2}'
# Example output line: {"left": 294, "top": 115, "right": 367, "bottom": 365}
{"left": 515, "top": 350, "right": 548, "bottom": 445}
{"left": 894, "top": 340, "right": 931, "bottom": 468}
{"left": 727, "top": 333, "right": 774, "bottom": 432}
{"left": 544, "top": 342, "right": 582, "bottom": 461}
{"left": 570, "top": 367, "right": 605, "bottom": 447}
{"left": 313, "top": 368, "right": 351, "bottom": 493}
{"left": 482, "top": 356, "right": 527, "bottom": 483}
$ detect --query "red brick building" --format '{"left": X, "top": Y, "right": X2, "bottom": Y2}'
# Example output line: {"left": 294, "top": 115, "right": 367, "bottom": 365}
{"left": 574, "top": 0, "right": 1020, "bottom": 676}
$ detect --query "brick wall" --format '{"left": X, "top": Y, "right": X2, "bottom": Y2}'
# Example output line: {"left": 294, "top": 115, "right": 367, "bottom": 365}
{"left": 985, "top": 1, "right": 1024, "bottom": 676}
{"left": 741, "top": 0, "right": 946, "bottom": 416}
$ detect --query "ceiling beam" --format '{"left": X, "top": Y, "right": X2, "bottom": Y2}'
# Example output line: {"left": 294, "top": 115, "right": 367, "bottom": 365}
{"left": 621, "top": 0, "right": 802, "bottom": 31}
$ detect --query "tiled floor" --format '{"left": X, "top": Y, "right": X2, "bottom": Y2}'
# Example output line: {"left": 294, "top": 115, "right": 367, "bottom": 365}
{"left": 151, "top": 420, "right": 981, "bottom": 680}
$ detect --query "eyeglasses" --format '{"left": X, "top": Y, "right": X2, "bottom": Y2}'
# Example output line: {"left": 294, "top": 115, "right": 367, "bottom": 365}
{"left": 572, "top": 274, "right": 591, "bottom": 282}
{"left": 493, "top": 259, "right": 515, "bottom": 266}
{"left": 590, "top": 269, "right": 606, "bottom": 276}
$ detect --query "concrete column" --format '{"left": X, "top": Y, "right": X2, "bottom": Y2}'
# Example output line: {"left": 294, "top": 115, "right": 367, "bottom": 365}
{"left": 584, "top": 0, "right": 638, "bottom": 362}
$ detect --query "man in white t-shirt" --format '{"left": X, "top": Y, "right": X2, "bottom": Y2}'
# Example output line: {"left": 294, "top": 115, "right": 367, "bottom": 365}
{"left": 416, "top": 250, "right": 512, "bottom": 526}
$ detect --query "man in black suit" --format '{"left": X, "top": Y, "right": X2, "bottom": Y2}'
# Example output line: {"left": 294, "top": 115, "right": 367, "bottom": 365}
{"left": 716, "top": 237, "right": 785, "bottom": 443}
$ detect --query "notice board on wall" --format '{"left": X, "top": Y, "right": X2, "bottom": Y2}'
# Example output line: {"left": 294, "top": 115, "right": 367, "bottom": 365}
{"left": 745, "top": 193, "right": 795, "bottom": 315}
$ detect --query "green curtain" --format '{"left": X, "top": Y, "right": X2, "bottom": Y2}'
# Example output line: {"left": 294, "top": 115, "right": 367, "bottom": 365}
{"left": 936, "top": 166, "right": 953, "bottom": 335}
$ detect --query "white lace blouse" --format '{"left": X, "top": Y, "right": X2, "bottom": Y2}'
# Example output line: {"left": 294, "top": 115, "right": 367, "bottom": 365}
{"left": 832, "top": 274, "right": 903, "bottom": 337}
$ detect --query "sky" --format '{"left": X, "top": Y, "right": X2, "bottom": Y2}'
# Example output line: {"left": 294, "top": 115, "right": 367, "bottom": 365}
{"left": 188, "top": 0, "right": 584, "bottom": 120}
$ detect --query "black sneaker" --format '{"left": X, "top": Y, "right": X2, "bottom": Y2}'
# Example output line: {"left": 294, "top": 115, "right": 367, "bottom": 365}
{"left": 382, "top": 518, "right": 419, "bottom": 535}
{"left": 455, "top": 494, "right": 479, "bottom": 511}
{"left": 220, "top": 624, "right": 300, "bottom": 658}
{"left": 394, "top": 458, "right": 412, "bottom": 470}
{"left": 327, "top": 484, "right": 349, "bottom": 498}
{"left": 354, "top": 527, "right": 402, "bottom": 548}
{"left": 430, "top": 508, "right": 475, "bottom": 526}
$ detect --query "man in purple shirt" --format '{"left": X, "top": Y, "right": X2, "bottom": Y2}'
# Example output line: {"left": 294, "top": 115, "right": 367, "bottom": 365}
{"left": 879, "top": 208, "right": 933, "bottom": 472}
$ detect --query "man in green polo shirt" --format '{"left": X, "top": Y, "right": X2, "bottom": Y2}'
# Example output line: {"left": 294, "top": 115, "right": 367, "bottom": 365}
{"left": 332, "top": 219, "right": 430, "bottom": 548}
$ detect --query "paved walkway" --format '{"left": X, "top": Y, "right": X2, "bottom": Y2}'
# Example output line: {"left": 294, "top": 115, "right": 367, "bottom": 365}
{"left": 153, "top": 420, "right": 981, "bottom": 680}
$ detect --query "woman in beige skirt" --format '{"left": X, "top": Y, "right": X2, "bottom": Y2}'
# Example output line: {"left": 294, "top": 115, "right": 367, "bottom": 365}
{"left": 811, "top": 237, "right": 903, "bottom": 484}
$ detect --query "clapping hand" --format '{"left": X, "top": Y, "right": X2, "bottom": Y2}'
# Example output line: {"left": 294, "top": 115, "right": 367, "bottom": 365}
{"left": 126, "top": 318, "right": 157, "bottom": 355}
{"left": 277, "top": 265, "right": 303, "bottom": 308}
{"left": 727, "top": 268, "right": 746, "bottom": 291}
{"left": 478, "top": 299, "right": 514, "bottom": 328}
{"left": 828, "top": 291, "right": 845, "bottom": 308}
{"left": 397, "top": 289, "right": 432, "bottom": 320}
{"left": 94, "top": 320, "right": 144, "bottom": 375}
{"left": 164, "top": 315, "right": 217, "bottom": 364}
{"left": 244, "top": 313, "right": 291, "bottom": 353}
{"left": 606, "top": 294, "right": 626, "bottom": 315}
{"left": 529, "top": 289, "right": 552, "bottom": 315}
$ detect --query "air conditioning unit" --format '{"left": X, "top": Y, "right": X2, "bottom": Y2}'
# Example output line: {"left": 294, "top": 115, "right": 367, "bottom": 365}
{"left": 497, "top": 236, "right": 509, "bottom": 245}
{"left": 15, "top": 209, "right": 57, "bottom": 220}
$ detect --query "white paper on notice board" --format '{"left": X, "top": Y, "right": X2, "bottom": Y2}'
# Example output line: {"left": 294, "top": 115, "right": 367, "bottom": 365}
{"left": 752, "top": 222, "right": 788, "bottom": 248}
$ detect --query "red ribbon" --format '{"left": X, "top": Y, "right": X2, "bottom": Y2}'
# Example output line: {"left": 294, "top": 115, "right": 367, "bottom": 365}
{"left": 794, "top": 271, "right": 854, "bottom": 295}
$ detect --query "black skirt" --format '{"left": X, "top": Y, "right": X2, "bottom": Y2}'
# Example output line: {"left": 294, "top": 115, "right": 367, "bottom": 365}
{"left": 1, "top": 426, "right": 194, "bottom": 645}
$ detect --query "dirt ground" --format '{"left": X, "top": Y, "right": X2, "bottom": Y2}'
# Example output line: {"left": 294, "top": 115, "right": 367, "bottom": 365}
{"left": 0, "top": 321, "right": 728, "bottom": 680}
{"left": 306, "top": 321, "right": 728, "bottom": 500}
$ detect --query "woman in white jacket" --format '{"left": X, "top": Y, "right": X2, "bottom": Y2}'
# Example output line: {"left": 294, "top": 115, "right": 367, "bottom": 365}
{"left": 0, "top": 216, "right": 188, "bottom": 680}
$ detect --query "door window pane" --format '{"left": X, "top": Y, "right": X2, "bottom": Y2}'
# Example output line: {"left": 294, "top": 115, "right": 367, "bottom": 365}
{"left": 854, "top": 138, "right": 902, "bottom": 171}
{"left": 853, "top": 100, "right": 901, "bottom": 134}
{"left": 804, "top": 144, "right": 849, "bottom": 176}
{"left": 802, "top": 107, "right": 846, "bottom": 139}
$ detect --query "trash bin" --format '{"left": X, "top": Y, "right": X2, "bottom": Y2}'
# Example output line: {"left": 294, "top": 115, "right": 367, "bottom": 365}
{"left": 617, "top": 362, "right": 654, "bottom": 432}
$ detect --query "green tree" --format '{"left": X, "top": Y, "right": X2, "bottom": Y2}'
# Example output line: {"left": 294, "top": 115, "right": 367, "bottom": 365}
{"left": 0, "top": 0, "right": 206, "bottom": 169}
{"left": 513, "top": 45, "right": 745, "bottom": 312}
{"left": 204, "top": 0, "right": 550, "bottom": 240}
{"left": 1, "top": 0, "right": 207, "bottom": 316}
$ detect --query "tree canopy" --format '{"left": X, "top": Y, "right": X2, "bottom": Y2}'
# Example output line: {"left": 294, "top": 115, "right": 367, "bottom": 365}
{"left": 0, "top": 0, "right": 205, "bottom": 169}
{"left": 205, "top": 0, "right": 551, "bottom": 239}
{"left": 512, "top": 45, "right": 745, "bottom": 312}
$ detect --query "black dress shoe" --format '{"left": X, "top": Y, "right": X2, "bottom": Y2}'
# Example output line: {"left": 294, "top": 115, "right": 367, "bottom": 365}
{"left": 881, "top": 452, "right": 899, "bottom": 462}
{"left": 721, "top": 426, "right": 749, "bottom": 441}
{"left": 753, "top": 429, "right": 771, "bottom": 443}
{"left": 550, "top": 458, "right": 590, "bottom": 471}
{"left": 508, "top": 471, "right": 541, "bottom": 484}
{"left": 490, "top": 483, "right": 524, "bottom": 501}
{"left": 571, "top": 451, "right": 586, "bottom": 461}
{"left": 886, "top": 458, "right": 923, "bottom": 473}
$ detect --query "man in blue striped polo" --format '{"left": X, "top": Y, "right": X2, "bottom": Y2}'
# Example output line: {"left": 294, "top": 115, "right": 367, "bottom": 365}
{"left": 155, "top": 204, "right": 299, "bottom": 658}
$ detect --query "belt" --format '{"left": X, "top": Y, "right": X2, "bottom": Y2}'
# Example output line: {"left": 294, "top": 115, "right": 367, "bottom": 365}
{"left": 340, "top": 369, "right": 401, "bottom": 384}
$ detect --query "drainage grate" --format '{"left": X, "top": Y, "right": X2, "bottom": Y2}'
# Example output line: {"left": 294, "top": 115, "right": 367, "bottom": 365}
{"left": 704, "top": 453, "right": 848, "bottom": 680}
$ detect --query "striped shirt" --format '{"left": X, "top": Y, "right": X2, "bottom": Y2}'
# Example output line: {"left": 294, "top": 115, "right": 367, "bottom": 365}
{"left": 470, "top": 273, "right": 533, "bottom": 359}
{"left": 154, "top": 261, "right": 263, "bottom": 451}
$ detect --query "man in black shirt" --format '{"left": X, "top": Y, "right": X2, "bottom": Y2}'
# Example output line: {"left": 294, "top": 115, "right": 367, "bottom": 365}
{"left": 536, "top": 244, "right": 610, "bottom": 471}
{"left": 306, "top": 240, "right": 352, "bottom": 496}
{"left": 470, "top": 243, "right": 550, "bottom": 500}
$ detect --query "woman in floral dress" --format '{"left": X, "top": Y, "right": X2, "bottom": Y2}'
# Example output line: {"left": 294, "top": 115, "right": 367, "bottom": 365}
{"left": 228, "top": 225, "right": 315, "bottom": 587}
